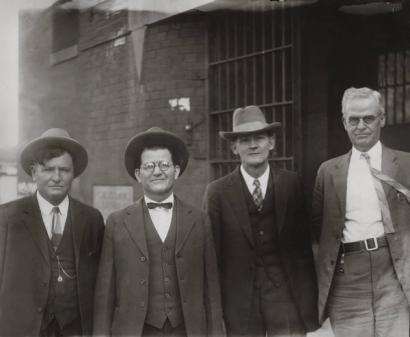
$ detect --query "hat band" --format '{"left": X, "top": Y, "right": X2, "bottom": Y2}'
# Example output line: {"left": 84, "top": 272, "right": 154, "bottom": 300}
{"left": 233, "top": 121, "right": 269, "bottom": 133}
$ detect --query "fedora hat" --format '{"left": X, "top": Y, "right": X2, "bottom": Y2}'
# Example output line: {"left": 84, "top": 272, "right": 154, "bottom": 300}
{"left": 124, "top": 127, "right": 189, "bottom": 180}
{"left": 219, "top": 105, "right": 281, "bottom": 140}
{"left": 20, "top": 128, "right": 88, "bottom": 178}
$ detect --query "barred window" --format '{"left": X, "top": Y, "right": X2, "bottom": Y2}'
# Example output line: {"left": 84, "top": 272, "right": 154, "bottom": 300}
{"left": 208, "top": 6, "right": 299, "bottom": 179}
{"left": 378, "top": 50, "right": 410, "bottom": 125}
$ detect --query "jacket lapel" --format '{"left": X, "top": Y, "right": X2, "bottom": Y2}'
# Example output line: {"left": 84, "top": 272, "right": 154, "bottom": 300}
{"left": 69, "top": 197, "right": 86, "bottom": 268}
{"left": 175, "top": 198, "right": 196, "bottom": 254}
{"left": 226, "top": 168, "right": 254, "bottom": 247}
{"left": 271, "top": 167, "right": 287, "bottom": 234}
{"left": 22, "top": 195, "right": 50, "bottom": 265}
{"left": 124, "top": 198, "right": 149, "bottom": 257}
{"left": 331, "top": 152, "right": 351, "bottom": 218}
{"left": 381, "top": 146, "right": 399, "bottom": 201}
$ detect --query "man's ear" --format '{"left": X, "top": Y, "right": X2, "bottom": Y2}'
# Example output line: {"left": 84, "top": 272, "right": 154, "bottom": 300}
{"left": 134, "top": 169, "right": 141, "bottom": 183}
{"left": 269, "top": 135, "right": 275, "bottom": 151}
{"left": 380, "top": 113, "right": 386, "bottom": 128}
{"left": 30, "top": 164, "right": 37, "bottom": 182}
{"left": 174, "top": 165, "right": 181, "bottom": 179}
{"left": 342, "top": 115, "right": 348, "bottom": 131}
{"left": 231, "top": 141, "right": 238, "bottom": 155}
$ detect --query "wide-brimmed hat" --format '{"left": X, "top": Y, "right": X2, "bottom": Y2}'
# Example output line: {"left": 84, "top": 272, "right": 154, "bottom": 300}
{"left": 20, "top": 128, "right": 88, "bottom": 178}
{"left": 124, "top": 127, "right": 189, "bottom": 180}
{"left": 219, "top": 105, "right": 281, "bottom": 140}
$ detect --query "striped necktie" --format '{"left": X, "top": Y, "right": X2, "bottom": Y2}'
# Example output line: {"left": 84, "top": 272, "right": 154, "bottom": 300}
{"left": 361, "top": 153, "right": 395, "bottom": 233}
{"left": 252, "top": 179, "right": 263, "bottom": 212}
{"left": 51, "top": 206, "right": 63, "bottom": 250}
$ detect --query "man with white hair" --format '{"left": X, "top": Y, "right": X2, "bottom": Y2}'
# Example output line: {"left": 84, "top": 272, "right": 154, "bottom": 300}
{"left": 312, "top": 87, "right": 410, "bottom": 337}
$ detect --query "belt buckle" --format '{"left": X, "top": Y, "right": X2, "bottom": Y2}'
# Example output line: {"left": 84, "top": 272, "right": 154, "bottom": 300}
{"left": 364, "top": 237, "right": 378, "bottom": 251}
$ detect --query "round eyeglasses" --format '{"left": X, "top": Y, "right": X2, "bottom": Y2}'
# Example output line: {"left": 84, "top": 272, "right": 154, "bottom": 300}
{"left": 140, "top": 161, "right": 173, "bottom": 172}
{"left": 345, "top": 113, "right": 381, "bottom": 127}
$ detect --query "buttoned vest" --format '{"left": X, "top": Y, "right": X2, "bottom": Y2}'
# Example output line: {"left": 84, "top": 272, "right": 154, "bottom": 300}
{"left": 241, "top": 172, "right": 281, "bottom": 267}
{"left": 42, "top": 211, "right": 80, "bottom": 330}
{"left": 143, "top": 206, "right": 184, "bottom": 329}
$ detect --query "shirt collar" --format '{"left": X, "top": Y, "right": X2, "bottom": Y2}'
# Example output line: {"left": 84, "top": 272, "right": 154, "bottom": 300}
{"left": 144, "top": 193, "right": 174, "bottom": 206}
{"left": 240, "top": 164, "right": 270, "bottom": 187}
{"left": 36, "top": 191, "right": 69, "bottom": 216}
{"left": 351, "top": 141, "right": 382, "bottom": 169}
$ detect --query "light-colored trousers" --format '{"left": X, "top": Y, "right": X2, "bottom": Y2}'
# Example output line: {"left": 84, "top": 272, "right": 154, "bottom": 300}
{"left": 328, "top": 245, "right": 409, "bottom": 337}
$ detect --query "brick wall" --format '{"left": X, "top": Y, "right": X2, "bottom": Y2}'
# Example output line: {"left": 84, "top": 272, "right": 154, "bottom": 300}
{"left": 139, "top": 14, "right": 209, "bottom": 207}
{"left": 19, "top": 7, "right": 209, "bottom": 210}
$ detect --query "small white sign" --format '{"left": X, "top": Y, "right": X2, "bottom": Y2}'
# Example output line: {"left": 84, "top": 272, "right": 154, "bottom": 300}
{"left": 93, "top": 185, "right": 133, "bottom": 222}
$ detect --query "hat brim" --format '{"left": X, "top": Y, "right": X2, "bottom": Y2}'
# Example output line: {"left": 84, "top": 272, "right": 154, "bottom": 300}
{"left": 20, "top": 137, "right": 88, "bottom": 178}
{"left": 124, "top": 130, "right": 189, "bottom": 180}
{"left": 219, "top": 122, "right": 281, "bottom": 140}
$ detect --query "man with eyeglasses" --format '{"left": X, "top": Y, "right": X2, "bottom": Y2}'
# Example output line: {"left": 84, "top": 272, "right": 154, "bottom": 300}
{"left": 93, "top": 127, "right": 225, "bottom": 337}
{"left": 312, "top": 87, "right": 410, "bottom": 337}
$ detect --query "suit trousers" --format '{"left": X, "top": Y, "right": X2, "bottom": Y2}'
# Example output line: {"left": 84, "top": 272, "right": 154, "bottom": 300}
{"left": 328, "top": 245, "right": 409, "bottom": 337}
{"left": 246, "top": 266, "right": 305, "bottom": 337}
{"left": 142, "top": 319, "right": 187, "bottom": 337}
{"left": 39, "top": 317, "right": 82, "bottom": 337}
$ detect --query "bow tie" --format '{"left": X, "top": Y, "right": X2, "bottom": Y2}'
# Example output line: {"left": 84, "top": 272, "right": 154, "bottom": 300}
{"left": 146, "top": 202, "right": 173, "bottom": 210}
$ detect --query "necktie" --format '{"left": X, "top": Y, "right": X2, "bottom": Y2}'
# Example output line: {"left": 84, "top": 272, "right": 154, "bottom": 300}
{"left": 146, "top": 202, "right": 173, "bottom": 209}
{"left": 361, "top": 153, "right": 395, "bottom": 233}
{"left": 252, "top": 179, "right": 263, "bottom": 211}
{"left": 367, "top": 164, "right": 410, "bottom": 204}
{"left": 51, "top": 206, "right": 63, "bottom": 250}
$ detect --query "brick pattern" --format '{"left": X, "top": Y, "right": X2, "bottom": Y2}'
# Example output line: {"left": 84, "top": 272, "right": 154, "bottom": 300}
{"left": 139, "top": 14, "right": 208, "bottom": 207}
{"left": 19, "top": 8, "right": 209, "bottom": 208}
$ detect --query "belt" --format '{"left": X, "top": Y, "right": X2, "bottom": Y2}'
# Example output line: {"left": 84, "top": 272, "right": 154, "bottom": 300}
{"left": 341, "top": 236, "right": 388, "bottom": 253}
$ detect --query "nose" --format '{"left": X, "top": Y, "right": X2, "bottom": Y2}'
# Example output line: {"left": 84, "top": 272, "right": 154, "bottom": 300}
{"left": 249, "top": 137, "right": 258, "bottom": 147}
{"left": 51, "top": 169, "right": 61, "bottom": 182}
{"left": 357, "top": 118, "right": 366, "bottom": 129}
{"left": 152, "top": 164, "right": 162, "bottom": 176}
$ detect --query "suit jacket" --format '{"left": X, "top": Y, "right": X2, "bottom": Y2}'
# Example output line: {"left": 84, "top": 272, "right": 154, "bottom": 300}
{"left": 0, "top": 194, "right": 105, "bottom": 337}
{"left": 312, "top": 146, "right": 410, "bottom": 324}
{"left": 203, "top": 166, "right": 319, "bottom": 334}
{"left": 92, "top": 196, "right": 225, "bottom": 337}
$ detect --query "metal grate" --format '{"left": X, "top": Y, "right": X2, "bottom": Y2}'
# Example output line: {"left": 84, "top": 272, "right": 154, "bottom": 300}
{"left": 378, "top": 50, "right": 410, "bottom": 125}
{"left": 207, "top": 6, "right": 298, "bottom": 180}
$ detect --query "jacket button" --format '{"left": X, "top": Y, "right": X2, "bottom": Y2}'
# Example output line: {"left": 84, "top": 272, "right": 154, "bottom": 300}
{"left": 140, "top": 279, "right": 146, "bottom": 285}
{"left": 37, "top": 307, "right": 43, "bottom": 313}
{"left": 140, "top": 256, "right": 146, "bottom": 262}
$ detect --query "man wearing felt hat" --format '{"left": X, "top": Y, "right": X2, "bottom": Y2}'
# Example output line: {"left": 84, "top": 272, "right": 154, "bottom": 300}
{"left": 0, "top": 128, "right": 105, "bottom": 337}
{"left": 93, "top": 127, "right": 225, "bottom": 337}
{"left": 203, "top": 106, "right": 319, "bottom": 337}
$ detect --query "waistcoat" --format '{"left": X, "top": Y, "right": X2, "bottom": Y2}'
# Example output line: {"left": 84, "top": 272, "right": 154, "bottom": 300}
{"left": 144, "top": 206, "right": 184, "bottom": 328}
{"left": 42, "top": 211, "right": 80, "bottom": 330}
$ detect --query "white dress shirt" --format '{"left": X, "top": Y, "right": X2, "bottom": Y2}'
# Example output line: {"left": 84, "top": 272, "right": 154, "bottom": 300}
{"left": 343, "top": 141, "right": 384, "bottom": 242}
{"left": 145, "top": 194, "right": 174, "bottom": 242}
{"left": 36, "top": 192, "right": 69, "bottom": 239}
{"left": 240, "top": 164, "right": 270, "bottom": 199}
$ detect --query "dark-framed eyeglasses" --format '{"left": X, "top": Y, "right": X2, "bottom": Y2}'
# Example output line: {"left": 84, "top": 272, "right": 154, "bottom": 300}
{"left": 345, "top": 113, "right": 381, "bottom": 127}
{"left": 140, "top": 161, "right": 173, "bottom": 172}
